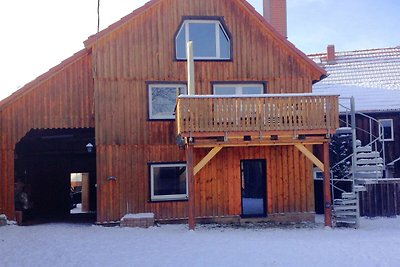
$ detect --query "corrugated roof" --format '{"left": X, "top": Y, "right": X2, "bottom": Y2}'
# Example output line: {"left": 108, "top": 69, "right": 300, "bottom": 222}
{"left": 309, "top": 46, "right": 400, "bottom": 112}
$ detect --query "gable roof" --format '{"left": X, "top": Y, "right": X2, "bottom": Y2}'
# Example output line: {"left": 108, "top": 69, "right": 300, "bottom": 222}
{"left": 84, "top": 0, "right": 325, "bottom": 78}
{"left": 309, "top": 46, "right": 400, "bottom": 112}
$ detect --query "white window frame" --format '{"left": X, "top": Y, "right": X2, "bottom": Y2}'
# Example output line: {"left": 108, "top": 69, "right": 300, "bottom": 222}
{"left": 379, "top": 119, "right": 394, "bottom": 141}
{"left": 176, "top": 20, "right": 231, "bottom": 60}
{"left": 213, "top": 83, "right": 264, "bottom": 95}
{"left": 148, "top": 84, "right": 187, "bottom": 120}
{"left": 313, "top": 169, "right": 324, "bottom": 180}
{"left": 150, "top": 163, "right": 188, "bottom": 201}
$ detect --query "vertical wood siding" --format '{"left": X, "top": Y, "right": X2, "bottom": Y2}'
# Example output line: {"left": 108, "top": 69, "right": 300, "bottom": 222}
{"left": 0, "top": 53, "right": 94, "bottom": 218}
{"left": 90, "top": 0, "right": 319, "bottom": 222}
{"left": 95, "top": 145, "right": 314, "bottom": 222}
{"left": 1, "top": 0, "right": 321, "bottom": 221}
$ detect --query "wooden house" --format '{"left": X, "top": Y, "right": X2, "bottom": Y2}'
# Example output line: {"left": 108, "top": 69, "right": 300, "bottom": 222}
{"left": 310, "top": 46, "right": 400, "bottom": 217}
{"left": 0, "top": 0, "right": 339, "bottom": 227}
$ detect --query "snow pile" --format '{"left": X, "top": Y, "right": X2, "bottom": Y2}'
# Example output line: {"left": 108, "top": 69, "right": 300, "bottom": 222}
{"left": 121, "top": 213, "right": 154, "bottom": 220}
{"left": 0, "top": 214, "right": 6, "bottom": 226}
{"left": 1, "top": 216, "right": 400, "bottom": 266}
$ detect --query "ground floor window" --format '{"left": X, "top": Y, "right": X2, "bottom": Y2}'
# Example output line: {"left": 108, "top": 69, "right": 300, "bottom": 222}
{"left": 379, "top": 119, "right": 394, "bottom": 141}
{"left": 149, "top": 163, "right": 188, "bottom": 201}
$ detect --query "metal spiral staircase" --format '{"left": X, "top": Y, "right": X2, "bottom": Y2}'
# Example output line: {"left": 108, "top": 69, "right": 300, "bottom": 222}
{"left": 330, "top": 97, "right": 387, "bottom": 227}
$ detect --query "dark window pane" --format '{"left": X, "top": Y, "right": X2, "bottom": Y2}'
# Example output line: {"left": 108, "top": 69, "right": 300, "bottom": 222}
{"left": 151, "top": 87, "right": 177, "bottom": 118}
{"left": 189, "top": 23, "right": 216, "bottom": 58}
{"left": 383, "top": 126, "right": 392, "bottom": 139}
{"left": 219, "top": 25, "right": 230, "bottom": 59}
{"left": 176, "top": 25, "right": 186, "bottom": 59}
{"left": 153, "top": 166, "right": 187, "bottom": 196}
{"left": 242, "top": 86, "right": 263, "bottom": 94}
{"left": 214, "top": 86, "right": 236, "bottom": 95}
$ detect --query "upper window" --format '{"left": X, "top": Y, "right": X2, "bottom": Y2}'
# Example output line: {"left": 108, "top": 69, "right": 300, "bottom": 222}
{"left": 150, "top": 163, "right": 188, "bottom": 201}
{"left": 379, "top": 119, "right": 394, "bottom": 141}
{"left": 175, "top": 19, "right": 231, "bottom": 60}
{"left": 213, "top": 83, "right": 264, "bottom": 95}
{"left": 148, "top": 83, "right": 187, "bottom": 120}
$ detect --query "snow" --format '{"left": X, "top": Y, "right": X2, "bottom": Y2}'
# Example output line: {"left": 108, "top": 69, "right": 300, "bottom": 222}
{"left": 122, "top": 213, "right": 154, "bottom": 219}
{"left": 1, "top": 216, "right": 400, "bottom": 267}
{"left": 178, "top": 93, "right": 339, "bottom": 99}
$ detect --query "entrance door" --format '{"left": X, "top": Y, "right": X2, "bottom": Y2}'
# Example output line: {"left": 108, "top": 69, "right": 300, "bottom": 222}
{"left": 241, "top": 159, "right": 266, "bottom": 217}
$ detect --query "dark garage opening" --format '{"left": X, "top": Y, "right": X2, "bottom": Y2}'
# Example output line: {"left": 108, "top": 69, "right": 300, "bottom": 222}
{"left": 14, "top": 128, "right": 96, "bottom": 225}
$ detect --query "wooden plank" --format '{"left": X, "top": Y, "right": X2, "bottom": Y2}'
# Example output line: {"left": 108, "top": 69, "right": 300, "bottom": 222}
{"left": 194, "top": 146, "right": 223, "bottom": 175}
{"left": 294, "top": 143, "right": 324, "bottom": 171}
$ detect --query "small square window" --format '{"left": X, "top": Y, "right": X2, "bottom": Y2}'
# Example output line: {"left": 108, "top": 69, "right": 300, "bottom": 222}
{"left": 379, "top": 119, "right": 394, "bottom": 141}
{"left": 150, "top": 163, "right": 188, "bottom": 201}
{"left": 148, "top": 84, "right": 187, "bottom": 120}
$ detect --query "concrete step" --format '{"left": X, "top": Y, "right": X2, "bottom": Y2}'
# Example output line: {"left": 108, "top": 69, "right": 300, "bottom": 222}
{"left": 333, "top": 205, "right": 357, "bottom": 211}
{"left": 356, "top": 165, "right": 384, "bottom": 172}
{"left": 355, "top": 178, "right": 381, "bottom": 185}
{"left": 334, "top": 217, "right": 358, "bottom": 225}
{"left": 357, "top": 158, "right": 384, "bottom": 165}
{"left": 333, "top": 211, "right": 358, "bottom": 216}
{"left": 354, "top": 185, "right": 367, "bottom": 192}
{"left": 342, "top": 192, "right": 357, "bottom": 199}
{"left": 334, "top": 199, "right": 357, "bottom": 205}
{"left": 355, "top": 146, "right": 372, "bottom": 153}
{"left": 355, "top": 171, "right": 383, "bottom": 178}
{"left": 356, "top": 151, "right": 380, "bottom": 159}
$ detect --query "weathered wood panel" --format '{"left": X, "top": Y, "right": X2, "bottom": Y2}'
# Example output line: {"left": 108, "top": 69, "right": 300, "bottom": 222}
{"left": 360, "top": 183, "right": 400, "bottom": 217}
{"left": 0, "top": 52, "right": 94, "bottom": 219}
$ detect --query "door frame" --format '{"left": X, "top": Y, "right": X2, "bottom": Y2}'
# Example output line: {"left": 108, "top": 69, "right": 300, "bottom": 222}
{"left": 240, "top": 159, "right": 267, "bottom": 218}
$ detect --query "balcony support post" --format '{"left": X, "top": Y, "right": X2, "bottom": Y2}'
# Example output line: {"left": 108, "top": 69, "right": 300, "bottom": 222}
{"left": 323, "top": 141, "right": 332, "bottom": 227}
{"left": 186, "top": 144, "right": 195, "bottom": 230}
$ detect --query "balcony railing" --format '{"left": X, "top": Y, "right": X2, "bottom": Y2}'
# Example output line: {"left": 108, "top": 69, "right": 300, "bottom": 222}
{"left": 176, "top": 94, "right": 339, "bottom": 138}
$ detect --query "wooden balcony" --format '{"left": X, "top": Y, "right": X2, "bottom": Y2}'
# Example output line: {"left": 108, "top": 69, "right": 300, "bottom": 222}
{"left": 176, "top": 94, "right": 339, "bottom": 141}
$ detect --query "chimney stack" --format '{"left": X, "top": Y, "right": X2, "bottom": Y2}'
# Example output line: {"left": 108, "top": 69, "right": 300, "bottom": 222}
{"left": 327, "top": 44, "right": 336, "bottom": 64}
{"left": 263, "top": 0, "right": 287, "bottom": 38}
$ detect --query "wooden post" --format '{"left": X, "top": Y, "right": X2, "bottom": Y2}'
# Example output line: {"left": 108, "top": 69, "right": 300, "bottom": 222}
{"left": 323, "top": 142, "right": 332, "bottom": 227}
{"left": 186, "top": 144, "right": 195, "bottom": 230}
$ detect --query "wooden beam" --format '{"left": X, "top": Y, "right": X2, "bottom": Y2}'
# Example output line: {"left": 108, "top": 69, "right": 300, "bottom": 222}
{"left": 323, "top": 142, "right": 332, "bottom": 227}
{"left": 186, "top": 145, "right": 195, "bottom": 230}
{"left": 294, "top": 143, "right": 324, "bottom": 171}
{"left": 193, "top": 146, "right": 223, "bottom": 175}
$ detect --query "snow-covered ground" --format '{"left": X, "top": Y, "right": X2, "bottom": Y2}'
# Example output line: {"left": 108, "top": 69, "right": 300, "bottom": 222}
{"left": 1, "top": 216, "right": 400, "bottom": 267}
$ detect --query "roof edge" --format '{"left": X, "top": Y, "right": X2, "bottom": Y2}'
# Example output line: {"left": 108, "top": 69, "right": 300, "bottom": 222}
{"left": 237, "top": 0, "right": 326, "bottom": 78}
{"left": 84, "top": 0, "right": 162, "bottom": 48}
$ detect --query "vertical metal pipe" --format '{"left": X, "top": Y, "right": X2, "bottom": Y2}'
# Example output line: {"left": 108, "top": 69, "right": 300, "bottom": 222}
{"left": 187, "top": 41, "right": 195, "bottom": 95}
{"left": 350, "top": 97, "right": 357, "bottom": 184}
{"left": 350, "top": 96, "right": 359, "bottom": 226}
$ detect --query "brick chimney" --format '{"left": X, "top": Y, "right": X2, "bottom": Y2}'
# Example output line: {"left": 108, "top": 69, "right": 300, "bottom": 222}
{"left": 327, "top": 44, "right": 336, "bottom": 64}
{"left": 263, "top": 0, "right": 287, "bottom": 38}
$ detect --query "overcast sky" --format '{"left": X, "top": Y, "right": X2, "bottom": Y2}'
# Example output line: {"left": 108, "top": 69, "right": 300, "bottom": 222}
{"left": 0, "top": 0, "right": 399, "bottom": 100}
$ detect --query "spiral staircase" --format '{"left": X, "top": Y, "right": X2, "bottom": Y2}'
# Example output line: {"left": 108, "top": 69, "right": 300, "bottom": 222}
{"left": 330, "top": 97, "right": 395, "bottom": 228}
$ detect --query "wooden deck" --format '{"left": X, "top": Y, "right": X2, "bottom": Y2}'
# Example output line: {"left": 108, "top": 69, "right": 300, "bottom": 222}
{"left": 176, "top": 94, "right": 339, "bottom": 139}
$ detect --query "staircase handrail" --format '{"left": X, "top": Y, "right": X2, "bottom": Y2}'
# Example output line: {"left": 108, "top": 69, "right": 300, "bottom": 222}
{"left": 338, "top": 98, "right": 386, "bottom": 167}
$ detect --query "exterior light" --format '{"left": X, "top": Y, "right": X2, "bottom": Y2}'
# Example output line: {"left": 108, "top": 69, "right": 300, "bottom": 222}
{"left": 86, "top": 143, "right": 94, "bottom": 153}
